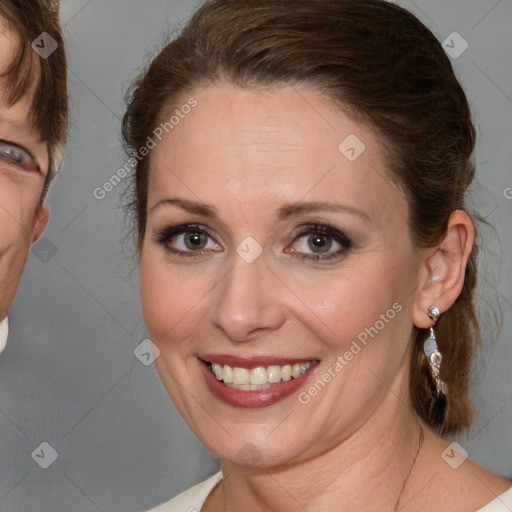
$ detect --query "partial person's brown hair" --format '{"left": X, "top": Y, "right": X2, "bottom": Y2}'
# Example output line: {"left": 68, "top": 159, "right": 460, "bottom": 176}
{"left": 122, "top": 0, "right": 479, "bottom": 435}
{"left": 0, "top": 0, "right": 68, "bottom": 196}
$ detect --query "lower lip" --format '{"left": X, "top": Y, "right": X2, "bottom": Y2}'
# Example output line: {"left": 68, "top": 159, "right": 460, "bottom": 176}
{"left": 199, "top": 359, "right": 318, "bottom": 408}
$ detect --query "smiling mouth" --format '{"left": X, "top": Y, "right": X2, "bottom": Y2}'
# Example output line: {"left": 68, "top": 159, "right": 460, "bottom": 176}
{"left": 205, "top": 361, "right": 316, "bottom": 391}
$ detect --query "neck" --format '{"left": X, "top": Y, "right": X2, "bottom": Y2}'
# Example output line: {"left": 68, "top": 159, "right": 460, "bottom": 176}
{"left": 218, "top": 402, "right": 424, "bottom": 512}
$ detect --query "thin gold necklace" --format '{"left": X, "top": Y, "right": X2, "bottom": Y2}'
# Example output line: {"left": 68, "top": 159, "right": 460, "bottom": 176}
{"left": 392, "top": 422, "right": 425, "bottom": 511}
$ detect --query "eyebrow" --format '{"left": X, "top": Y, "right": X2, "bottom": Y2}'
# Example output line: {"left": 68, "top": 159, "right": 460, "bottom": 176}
{"left": 0, "top": 113, "right": 26, "bottom": 130}
{"left": 149, "top": 198, "right": 216, "bottom": 217}
{"left": 0, "top": 114, "right": 42, "bottom": 143}
{"left": 276, "top": 201, "right": 371, "bottom": 223}
{"left": 149, "top": 198, "right": 371, "bottom": 222}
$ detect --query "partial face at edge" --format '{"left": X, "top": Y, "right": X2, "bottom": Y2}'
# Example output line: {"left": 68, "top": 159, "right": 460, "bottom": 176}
{"left": 0, "top": 19, "right": 49, "bottom": 321}
{"left": 140, "top": 82, "right": 424, "bottom": 467}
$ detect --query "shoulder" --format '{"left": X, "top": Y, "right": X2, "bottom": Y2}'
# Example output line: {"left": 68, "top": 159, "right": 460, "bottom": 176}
{"left": 410, "top": 430, "right": 512, "bottom": 511}
{"left": 146, "top": 472, "right": 222, "bottom": 512}
{"left": 475, "top": 485, "right": 512, "bottom": 511}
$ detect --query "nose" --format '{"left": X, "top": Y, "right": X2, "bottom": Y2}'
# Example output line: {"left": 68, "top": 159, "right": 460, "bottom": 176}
{"left": 209, "top": 250, "right": 286, "bottom": 343}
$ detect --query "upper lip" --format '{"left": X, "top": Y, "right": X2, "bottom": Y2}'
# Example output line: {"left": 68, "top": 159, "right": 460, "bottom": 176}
{"left": 200, "top": 354, "right": 318, "bottom": 368}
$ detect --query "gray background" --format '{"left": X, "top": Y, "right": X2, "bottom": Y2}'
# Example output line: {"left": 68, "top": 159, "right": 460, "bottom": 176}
{"left": 0, "top": 0, "right": 511, "bottom": 510}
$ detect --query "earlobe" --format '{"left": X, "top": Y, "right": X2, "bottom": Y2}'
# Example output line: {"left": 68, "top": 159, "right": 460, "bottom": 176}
{"left": 32, "top": 201, "right": 50, "bottom": 242}
{"left": 412, "top": 210, "right": 475, "bottom": 329}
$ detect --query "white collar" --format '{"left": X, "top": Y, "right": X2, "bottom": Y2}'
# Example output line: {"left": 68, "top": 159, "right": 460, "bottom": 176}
{"left": 0, "top": 316, "right": 8, "bottom": 354}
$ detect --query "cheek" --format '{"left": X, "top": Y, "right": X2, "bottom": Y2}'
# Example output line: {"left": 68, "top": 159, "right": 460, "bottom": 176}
{"left": 288, "top": 274, "right": 413, "bottom": 423}
{"left": 0, "top": 192, "right": 33, "bottom": 248}
{"left": 284, "top": 255, "right": 417, "bottom": 403}
{"left": 139, "top": 246, "right": 212, "bottom": 350}
{"left": 287, "top": 258, "right": 409, "bottom": 341}
{"left": 140, "top": 251, "right": 172, "bottom": 341}
{"left": 299, "top": 279, "right": 401, "bottom": 363}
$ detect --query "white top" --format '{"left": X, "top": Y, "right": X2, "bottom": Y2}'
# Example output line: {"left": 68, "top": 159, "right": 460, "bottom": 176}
{"left": 147, "top": 472, "right": 512, "bottom": 511}
{"left": 147, "top": 472, "right": 222, "bottom": 512}
{"left": 0, "top": 316, "right": 8, "bottom": 355}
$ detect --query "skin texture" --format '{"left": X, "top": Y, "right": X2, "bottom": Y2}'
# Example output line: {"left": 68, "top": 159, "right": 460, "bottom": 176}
{"left": 140, "top": 83, "right": 510, "bottom": 511}
{"left": 0, "top": 20, "right": 49, "bottom": 323}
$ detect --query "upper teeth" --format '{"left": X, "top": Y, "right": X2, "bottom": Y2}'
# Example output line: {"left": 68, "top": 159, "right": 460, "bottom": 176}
{"left": 210, "top": 362, "right": 313, "bottom": 388}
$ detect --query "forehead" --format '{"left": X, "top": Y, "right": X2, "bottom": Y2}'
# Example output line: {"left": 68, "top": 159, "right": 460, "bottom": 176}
{"left": 0, "top": 18, "right": 42, "bottom": 140}
{"left": 149, "top": 83, "right": 406, "bottom": 224}
{"left": 0, "top": 17, "right": 19, "bottom": 73}
{"left": 152, "top": 84, "right": 379, "bottom": 171}
{"left": 0, "top": 15, "right": 40, "bottom": 97}
{"left": 154, "top": 84, "right": 362, "bottom": 171}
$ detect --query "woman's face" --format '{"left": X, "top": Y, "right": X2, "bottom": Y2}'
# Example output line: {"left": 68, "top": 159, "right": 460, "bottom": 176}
{"left": 0, "top": 21, "right": 49, "bottom": 321}
{"left": 141, "top": 82, "right": 424, "bottom": 467}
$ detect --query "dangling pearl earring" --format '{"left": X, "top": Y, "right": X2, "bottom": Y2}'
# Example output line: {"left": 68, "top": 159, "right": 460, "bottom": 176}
{"left": 423, "top": 305, "right": 447, "bottom": 396}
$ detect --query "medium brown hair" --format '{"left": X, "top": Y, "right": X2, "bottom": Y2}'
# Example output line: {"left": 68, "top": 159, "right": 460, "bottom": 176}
{"left": 0, "top": 0, "right": 68, "bottom": 196}
{"left": 122, "top": 0, "right": 479, "bottom": 435}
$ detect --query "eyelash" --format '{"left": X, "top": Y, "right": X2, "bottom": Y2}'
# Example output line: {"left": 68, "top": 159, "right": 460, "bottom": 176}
{"left": 0, "top": 139, "right": 39, "bottom": 173}
{"left": 154, "top": 222, "right": 352, "bottom": 262}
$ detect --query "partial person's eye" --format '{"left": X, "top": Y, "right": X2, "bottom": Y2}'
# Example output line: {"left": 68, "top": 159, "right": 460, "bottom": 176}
{"left": 0, "top": 140, "right": 40, "bottom": 173}
{"left": 286, "top": 223, "right": 352, "bottom": 262}
{"left": 155, "top": 224, "right": 223, "bottom": 259}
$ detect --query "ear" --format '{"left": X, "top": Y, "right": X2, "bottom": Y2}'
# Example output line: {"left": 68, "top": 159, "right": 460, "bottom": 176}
{"left": 413, "top": 210, "right": 475, "bottom": 329}
{"left": 31, "top": 201, "right": 49, "bottom": 242}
